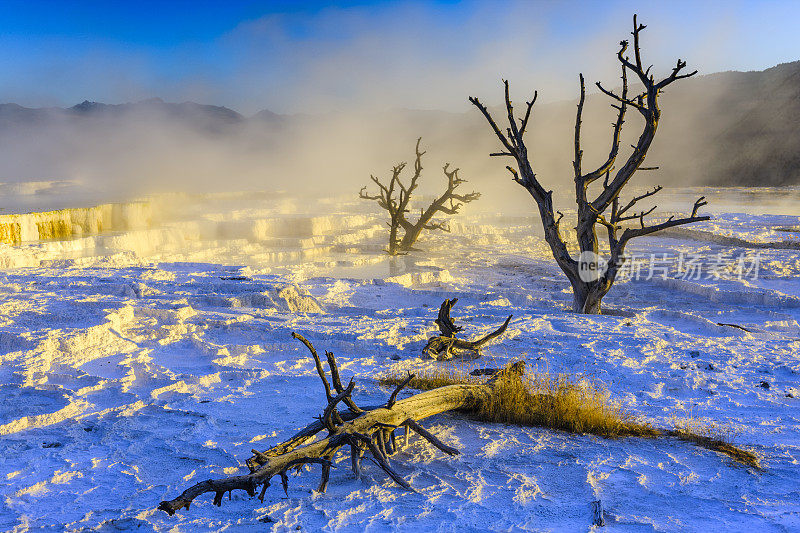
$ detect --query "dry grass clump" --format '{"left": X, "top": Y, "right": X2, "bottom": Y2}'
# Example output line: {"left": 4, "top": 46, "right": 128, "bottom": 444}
{"left": 668, "top": 418, "right": 760, "bottom": 469}
{"left": 379, "top": 364, "right": 760, "bottom": 468}
{"left": 379, "top": 364, "right": 656, "bottom": 439}
{"left": 477, "top": 371, "right": 657, "bottom": 438}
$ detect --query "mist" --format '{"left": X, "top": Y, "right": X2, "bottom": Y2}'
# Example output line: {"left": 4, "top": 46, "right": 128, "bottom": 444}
{"left": 0, "top": 1, "right": 798, "bottom": 213}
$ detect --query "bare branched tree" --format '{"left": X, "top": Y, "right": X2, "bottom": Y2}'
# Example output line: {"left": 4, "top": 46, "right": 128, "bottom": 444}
{"left": 469, "top": 15, "right": 709, "bottom": 314}
{"left": 359, "top": 138, "right": 480, "bottom": 255}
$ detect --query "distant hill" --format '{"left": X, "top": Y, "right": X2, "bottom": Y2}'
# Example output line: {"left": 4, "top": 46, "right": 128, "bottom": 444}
{"left": 0, "top": 98, "right": 247, "bottom": 134}
{"left": 698, "top": 61, "right": 800, "bottom": 186}
{"left": 0, "top": 61, "right": 797, "bottom": 193}
{"left": 631, "top": 60, "right": 800, "bottom": 187}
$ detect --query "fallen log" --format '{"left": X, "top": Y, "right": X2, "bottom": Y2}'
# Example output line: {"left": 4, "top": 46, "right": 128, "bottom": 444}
{"left": 423, "top": 298, "right": 512, "bottom": 360}
{"left": 158, "top": 332, "right": 525, "bottom": 515}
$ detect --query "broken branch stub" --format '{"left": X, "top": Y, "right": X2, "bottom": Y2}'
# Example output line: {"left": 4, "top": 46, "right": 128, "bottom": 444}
{"left": 158, "top": 333, "right": 525, "bottom": 516}
{"left": 424, "top": 298, "right": 512, "bottom": 360}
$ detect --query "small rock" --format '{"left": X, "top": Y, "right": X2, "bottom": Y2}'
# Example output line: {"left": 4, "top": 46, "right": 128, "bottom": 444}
{"left": 470, "top": 368, "right": 499, "bottom": 376}
{"left": 786, "top": 387, "right": 799, "bottom": 398}
{"left": 390, "top": 354, "right": 401, "bottom": 361}
{"left": 705, "top": 363, "right": 715, "bottom": 371}
{"left": 258, "top": 515, "right": 274, "bottom": 523}
{"left": 689, "top": 350, "right": 700, "bottom": 358}
{"left": 42, "top": 442, "right": 62, "bottom": 448}
{"left": 759, "top": 381, "right": 770, "bottom": 389}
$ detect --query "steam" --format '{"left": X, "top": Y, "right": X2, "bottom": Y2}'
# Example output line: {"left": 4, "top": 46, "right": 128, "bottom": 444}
{"left": 0, "top": 1, "right": 796, "bottom": 212}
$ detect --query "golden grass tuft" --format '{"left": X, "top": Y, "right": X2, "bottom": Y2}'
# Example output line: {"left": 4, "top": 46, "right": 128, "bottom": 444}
{"left": 477, "top": 371, "right": 658, "bottom": 438}
{"left": 379, "top": 363, "right": 760, "bottom": 468}
{"left": 379, "top": 364, "right": 657, "bottom": 439}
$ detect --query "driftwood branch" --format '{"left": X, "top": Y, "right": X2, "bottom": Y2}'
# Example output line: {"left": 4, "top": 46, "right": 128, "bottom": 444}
{"left": 424, "top": 298, "right": 512, "bottom": 360}
{"left": 158, "top": 333, "right": 526, "bottom": 516}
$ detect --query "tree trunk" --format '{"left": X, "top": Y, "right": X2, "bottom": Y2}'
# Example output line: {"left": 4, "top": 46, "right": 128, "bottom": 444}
{"left": 388, "top": 217, "right": 400, "bottom": 255}
{"left": 570, "top": 279, "right": 610, "bottom": 314}
{"left": 398, "top": 197, "right": 447, "bottom": 252}
{"left": 399, "top": 224, "right": 422, "bottom": 252}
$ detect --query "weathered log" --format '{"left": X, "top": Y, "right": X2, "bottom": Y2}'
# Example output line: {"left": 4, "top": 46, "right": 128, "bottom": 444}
{"left": 158, "top": 333, "right": 525, "bottom": 516}
{"left": 424, "top": 298, "right": 512, "bottom": 360}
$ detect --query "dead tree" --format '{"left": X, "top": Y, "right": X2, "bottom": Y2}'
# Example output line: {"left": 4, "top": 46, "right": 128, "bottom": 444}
{"left": 424, "top": 298, "right": 512, "bottom": 360}
{"left": 359, "top": 138, "right": 480, "bottom": 255}
{"left": 158, "top": 332, "right": 526, "bottom": 515}
{"left": 469, "top": 15, "right": 710, "bottom": 314}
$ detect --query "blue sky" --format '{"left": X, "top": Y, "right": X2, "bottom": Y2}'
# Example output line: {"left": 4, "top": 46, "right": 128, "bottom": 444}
{"left": 1, "top": 1, "right": 798, "bottom": 113}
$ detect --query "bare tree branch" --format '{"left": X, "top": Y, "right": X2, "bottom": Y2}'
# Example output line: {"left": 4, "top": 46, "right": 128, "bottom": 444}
{"left": 470, "top": 82, "right": 577, "bottom": 280}
{"left": 581, "top": 65, "right": 628, "bottom": 184}
{"left": 518, "top": 91, "right": 538, "bottom": 137}
{"left": 615, "top": 185, "right": 663, "bottom": 220}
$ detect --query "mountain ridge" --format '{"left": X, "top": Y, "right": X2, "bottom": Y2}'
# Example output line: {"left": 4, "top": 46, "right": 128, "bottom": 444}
{"left": 0, "top": 60, "right": 798, "bottom": 188}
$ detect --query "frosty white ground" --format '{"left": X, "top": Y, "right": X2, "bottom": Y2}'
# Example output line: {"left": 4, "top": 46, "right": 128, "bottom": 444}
{"left": 0, "top": 184, "right": 798, "bottom": 531}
